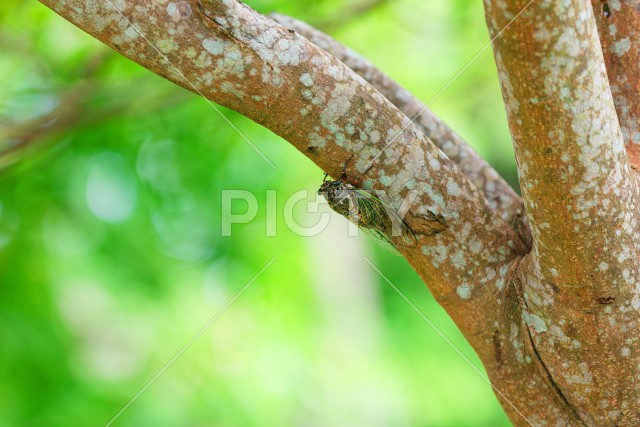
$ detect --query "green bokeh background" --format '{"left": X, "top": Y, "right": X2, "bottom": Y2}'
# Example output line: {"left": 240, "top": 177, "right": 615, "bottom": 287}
{"left": 0, "top": 1, "right": 518, "bottom": 426}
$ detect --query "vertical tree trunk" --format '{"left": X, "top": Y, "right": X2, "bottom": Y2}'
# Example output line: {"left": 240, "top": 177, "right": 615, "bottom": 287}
{"left": 485, "top": 0, "right": 640, "bottom": 424}
{"left": 591, "top": 0, "right": 640, "bottom": 170}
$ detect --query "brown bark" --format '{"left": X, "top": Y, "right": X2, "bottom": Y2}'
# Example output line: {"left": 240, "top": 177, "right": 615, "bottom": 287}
{"left": 35, "top": 0, "right": 640, "bottom": 425}
{"left": 591, "top": 0, "right": 640, "bottom": 170}
{"left": 486, "top": 0, "right": 640, "bottom": 424}
{"left": 271, "top": 13, "right": 531, "bottom": 248}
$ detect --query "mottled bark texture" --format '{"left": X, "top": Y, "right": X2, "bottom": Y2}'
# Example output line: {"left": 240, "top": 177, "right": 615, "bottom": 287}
{"left": 271, "top": 13, "right": 531, "bottom": 248}
{"left": 36, "top": 0, "right": 640, "bottom": 425}
{"left": 486, "top": 0, "right": 640, "bottom": 425}
{"left": 591, "top": 0, "right": 640, "bottom": 171}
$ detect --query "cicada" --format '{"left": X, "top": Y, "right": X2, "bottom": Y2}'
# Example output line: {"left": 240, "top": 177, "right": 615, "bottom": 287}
{"left": 318, "top": 163, "right": 416, "bottom": 253}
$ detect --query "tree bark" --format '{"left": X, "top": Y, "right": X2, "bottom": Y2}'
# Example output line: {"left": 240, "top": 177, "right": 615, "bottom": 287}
{"left": 485, "top": 0, "right": 640, "bottom": 424}
{"left": 270, "top": 13, "right": 531, "bottom": 248}
{"left": 35, "top": 0, "right": 640, "bottom": 425}
{"left": 590, "top": 0, "right": 640, "bottom": 171}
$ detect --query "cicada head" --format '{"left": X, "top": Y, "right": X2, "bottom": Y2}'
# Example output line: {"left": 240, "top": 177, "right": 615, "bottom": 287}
{"left": 319, "top": 179, "right": 356, "bottom": 216}
{"left": 319, "top": 179, "right": 349, "bottom": 197}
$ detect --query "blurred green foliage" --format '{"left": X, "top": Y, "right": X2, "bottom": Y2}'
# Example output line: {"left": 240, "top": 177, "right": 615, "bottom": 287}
{"left": 0, "top": 0, "right": 516, "bottom": 426}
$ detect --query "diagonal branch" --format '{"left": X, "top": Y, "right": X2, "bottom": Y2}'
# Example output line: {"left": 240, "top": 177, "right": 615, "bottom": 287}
{"left": 0, "top": 77, "right": 186, "bottom": 172}
{"left": 38, "top": 0, "right": 525, "bottom": 331}
{"left": 271, "top": 13, "right": 530, "bottom": 248}
{"left": 485, "top": 0, "right": 640, "bottom": 424}
{"left": 591, "top": 0, "right": 640, "bottom": 170}
{"left": 312, "top": 0, "right": 390, "bottom": 31}
{"left": 37, "top": 0, "right": 577, "bottom": 424}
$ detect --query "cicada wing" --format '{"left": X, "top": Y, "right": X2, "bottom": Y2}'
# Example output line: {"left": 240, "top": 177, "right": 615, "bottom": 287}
{"left": 385, "top": 207, "right": 418, "bottom": 248}
{"left": 354, "top": 189, "right": 417, "bottom": 248}
{"left": 358, "top": 227, "right": 402, "bottom": 255}
{"left": 351, "top": 189, "right": 386, "bottom": 229}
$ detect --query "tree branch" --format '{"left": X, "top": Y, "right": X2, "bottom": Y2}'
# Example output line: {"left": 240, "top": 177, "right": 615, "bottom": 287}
{"left": 36, "top": 0, "right": 604, "bottom": 424}
{"left": 37, "top": 0, "right": 526, "bottom": 331}
{"left": 271, "top": 13, "right": 531, "bottom": 248}
{"left": 485, "top": 0, "right": 640, "bottom": 424}
{"left": 591, "top": 0, "right": 640, "bottom": 170}
{"left": 312, "top": 0, "right": 390, "bottom": 31}
{"left": 0, "top": 77, "right": 186, "bottom": 172}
